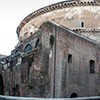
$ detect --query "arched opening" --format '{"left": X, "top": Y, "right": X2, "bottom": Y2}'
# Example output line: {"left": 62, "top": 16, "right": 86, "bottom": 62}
{"left": 24, "top": 44, "right": 32, "bottom": 53}
{"left": 35, "top": 38, "right": 39, "bottom": 48}
{"left": 14, "top": 49, "right": 20, "bottom": 56}
{"left": 15, "top": 50, "right": 19, "bottom": 55}
{"left": 70, "top": 92, "right": 78, "bottom": 98}
{"left": 0, "top": 74, "right": 4, "bottom": 95}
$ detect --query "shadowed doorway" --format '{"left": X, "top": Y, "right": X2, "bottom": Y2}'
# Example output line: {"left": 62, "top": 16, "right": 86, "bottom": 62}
{"left": 70, "top": 92, "right": 78, "bottom": 98}
{"left": 0, "top": 74, "right": 4, "bottom": 95}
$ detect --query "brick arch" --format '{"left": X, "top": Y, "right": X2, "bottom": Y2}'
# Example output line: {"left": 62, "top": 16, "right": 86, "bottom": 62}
{"left": 68, "top": 84, "right": 80, "bottom": 98}
{"left": 70, "top": 92, "right": 78, "bottom": 98}
{"left": 24, "top": 43, "right": 32, "bottom": 53}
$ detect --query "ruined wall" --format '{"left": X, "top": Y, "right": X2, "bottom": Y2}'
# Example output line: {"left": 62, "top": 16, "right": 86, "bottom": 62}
{"left": 2, "top": 30, "right": 50, "bottom": 97}
{"left": 39, "top": 22, "right": 100, "bottom": 98}
{"left": 55, "top": 25, "right": 99, "bottom": 97}
{"left": 2, "top": 21, "right": 100, "bottom": 98}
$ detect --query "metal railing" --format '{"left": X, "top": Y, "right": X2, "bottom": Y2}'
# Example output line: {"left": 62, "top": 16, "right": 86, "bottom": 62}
{"left": 0, "top": 95, "right": 100, "bottom": 100}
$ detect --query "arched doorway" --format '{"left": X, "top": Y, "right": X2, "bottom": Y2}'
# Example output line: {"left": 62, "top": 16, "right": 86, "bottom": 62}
{"left": 70, "top": 92, "right": 78, "bottom": 98}
{"left": 0, "top": 74, "right": 4, "bottom": 95}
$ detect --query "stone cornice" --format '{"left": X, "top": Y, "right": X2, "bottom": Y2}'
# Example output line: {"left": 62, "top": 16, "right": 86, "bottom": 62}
{"left": 16, "top": 0, "right": 100, "bottom": 37}
{"left": 73, "top": 28, "right": 100, "bottom": 33}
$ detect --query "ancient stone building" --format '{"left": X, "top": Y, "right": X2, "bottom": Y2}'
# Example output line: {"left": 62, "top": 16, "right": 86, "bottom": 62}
{"left": 0, "top": 0, "right": 100, "bottom": 98}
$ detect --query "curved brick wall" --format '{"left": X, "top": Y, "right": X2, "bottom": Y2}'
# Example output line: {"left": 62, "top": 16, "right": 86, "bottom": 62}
{"left": 16, "top": 0, "right": 100, "bottom": 40}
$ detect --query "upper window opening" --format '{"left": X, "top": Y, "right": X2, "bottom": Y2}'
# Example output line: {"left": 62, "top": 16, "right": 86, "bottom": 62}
{"left": 35, "top": 38, "right": 39, "bottom": 48}
{"left": 68, "top": 54, "right": 72, "bottom": 63}
{"left": 50, "top": 35, "right": 55, "bottom": 48}
{"left": 81, "top": 22, "right": 84, "bottom": 28}
{"left": 90, "top": 60, "right": 95, "bottom": 74}
{"left": 15, "top": 50, "right": 19, "bottom": 55}
{"left": 24, "top": 44, "right": 32, "bottom": 53}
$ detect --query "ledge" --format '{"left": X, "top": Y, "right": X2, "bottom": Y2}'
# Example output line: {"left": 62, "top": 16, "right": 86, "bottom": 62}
{"left": 73, "top": 29, "right": 100, "bottom": 33}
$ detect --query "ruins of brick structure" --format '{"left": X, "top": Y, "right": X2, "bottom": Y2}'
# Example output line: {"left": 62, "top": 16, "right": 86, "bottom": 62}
{"left": 0, "top": 0, "right": 100, "bottom": 98}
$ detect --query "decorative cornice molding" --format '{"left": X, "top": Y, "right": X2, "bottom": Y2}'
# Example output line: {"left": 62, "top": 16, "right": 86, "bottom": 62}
{"left": 73, "top": 28, "right": 100, "bottom": 33}
{"left": 16, "top": 0, "right": 100, "bottom": 36}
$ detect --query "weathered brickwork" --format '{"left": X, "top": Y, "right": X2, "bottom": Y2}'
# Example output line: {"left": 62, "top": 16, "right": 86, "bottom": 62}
{"left": 0, "top": 20, "right": 100, "bottom": 98}
{"left": 0, "top": 0, "right": 100, "bottom": 98}
{"left": 38, "top": 22, "right": 100, "bottom": 97}
{"left": 0, "top": 30, "right": 50, "bottom": 97}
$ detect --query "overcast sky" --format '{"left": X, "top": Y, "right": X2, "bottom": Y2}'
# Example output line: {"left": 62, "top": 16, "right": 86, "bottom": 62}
{"left": 0, "top": 0, "right": 63, "bottom": 55}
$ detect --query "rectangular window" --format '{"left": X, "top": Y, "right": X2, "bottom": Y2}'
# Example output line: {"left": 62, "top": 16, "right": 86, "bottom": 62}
{"left": 68, "top": 54, "right": 72, "bottom": 63}
{"left": 81, "top": 22, "right": 84, "bottom": 28}
{"left": 90, "top": 60, "right": 95, "bottom": 74}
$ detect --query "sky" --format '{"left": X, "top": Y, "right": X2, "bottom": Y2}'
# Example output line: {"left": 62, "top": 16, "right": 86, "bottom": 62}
{"left": 0, "top": 0, "right": 63, "bottom": 55}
